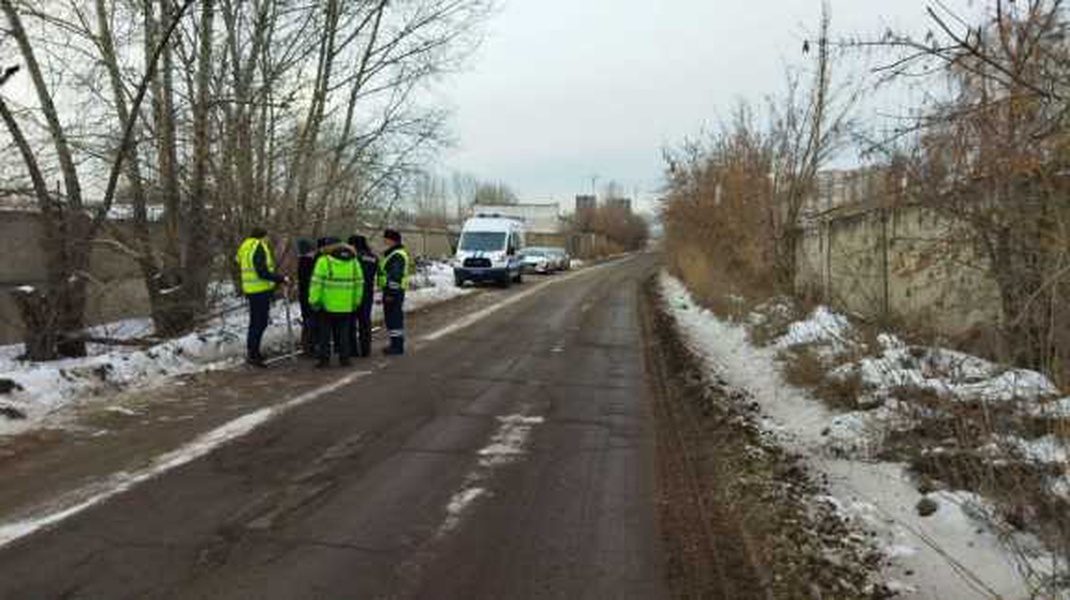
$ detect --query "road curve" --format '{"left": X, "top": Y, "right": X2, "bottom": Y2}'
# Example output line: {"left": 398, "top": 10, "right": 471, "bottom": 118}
{"left": 0, "top": 254, "right": 667, "bottom": 599}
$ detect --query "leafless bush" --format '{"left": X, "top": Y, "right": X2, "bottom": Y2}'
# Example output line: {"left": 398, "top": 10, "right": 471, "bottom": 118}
{"left": 662, "top": 4, "right": 855, "bottom": 304}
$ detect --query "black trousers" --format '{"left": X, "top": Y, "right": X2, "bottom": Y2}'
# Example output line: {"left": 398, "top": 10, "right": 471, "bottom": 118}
{"left": 246, "top": 292, "right": 272, "bottom": 359}
{"left": 347, "top": 312, "right": 359, "bottom": 358}
{"left": 384, "top": 291, "right": 405, "bottom": 348}
{"left": 300, "top": 303, "right": 317, "bottom": 355}
{"left": 317, "top": 312, "right": 352, "bottom": 361}
{"left": 354, "top": 300, "right": 373, "bottom": 357}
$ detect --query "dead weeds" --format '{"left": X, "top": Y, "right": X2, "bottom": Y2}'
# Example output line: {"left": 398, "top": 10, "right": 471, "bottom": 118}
{"left": 782, "top": 346, "right": 866, "bottom": 412}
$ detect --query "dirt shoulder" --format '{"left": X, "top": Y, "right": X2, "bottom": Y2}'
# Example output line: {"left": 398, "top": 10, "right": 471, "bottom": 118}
{"left": 641, "top": 275, "right": 888, "bottom": 599}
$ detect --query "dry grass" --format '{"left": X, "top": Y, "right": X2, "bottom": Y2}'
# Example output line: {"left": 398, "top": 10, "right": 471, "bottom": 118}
{"left": 877, "top": 383, "right": 1070, "bottom": 586}
{"left": 781, "top": 346, "right": 865, "bottom": 412}
{"left": 665, "top": 238, "right": 775, "bottom": 323}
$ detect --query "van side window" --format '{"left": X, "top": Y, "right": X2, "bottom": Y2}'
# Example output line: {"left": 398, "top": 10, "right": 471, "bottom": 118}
{"left": 507, "top": 233, "right": 516, "bottom": 255}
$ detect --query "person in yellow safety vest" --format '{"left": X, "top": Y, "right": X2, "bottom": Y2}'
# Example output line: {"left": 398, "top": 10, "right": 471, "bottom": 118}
{"left": 378, "top": 229, "right": 411, "bottom": 356}
{"left": 235, "top": 227, "right": 288, "bottom": 368}
{"left": 308, "top": 238, "right": 363, "bottom": 368}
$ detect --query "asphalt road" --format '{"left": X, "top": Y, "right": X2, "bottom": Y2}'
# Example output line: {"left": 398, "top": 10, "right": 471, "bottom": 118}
{"left": 0, "top": 254, "right": 667, "bottom": 599}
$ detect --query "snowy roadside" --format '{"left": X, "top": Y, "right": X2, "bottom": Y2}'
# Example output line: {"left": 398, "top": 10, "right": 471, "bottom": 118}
{"left": 659, "top": 271, "right": 1068, "bottom": 599}
{"left": 0, "top": 261, "right": 471, "bottom": 438}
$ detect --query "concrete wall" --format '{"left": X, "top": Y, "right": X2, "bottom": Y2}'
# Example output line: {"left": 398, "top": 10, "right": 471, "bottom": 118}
{"left": 0, "top": 211, "right": 154, "bottom": 345}
{"left": 796, "top": 203, "right": 1002, "bottom": 335}
{"left": 352, "top": 228, "right": 456, "bottom": 258}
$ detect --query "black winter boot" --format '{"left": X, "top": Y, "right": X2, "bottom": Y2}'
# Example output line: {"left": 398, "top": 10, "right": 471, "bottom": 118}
{"left": 382, "top": 337, "right": 405, "bottom": 356}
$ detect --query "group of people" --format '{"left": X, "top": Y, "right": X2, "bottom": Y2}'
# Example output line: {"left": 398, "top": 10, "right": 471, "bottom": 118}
{"left": 236, "top": 227, "right": 411, "bottom": 369}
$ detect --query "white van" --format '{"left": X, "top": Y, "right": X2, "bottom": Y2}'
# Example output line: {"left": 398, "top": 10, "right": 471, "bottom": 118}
{"left": 453, "top": 215, "right": 526, "bottom": 287}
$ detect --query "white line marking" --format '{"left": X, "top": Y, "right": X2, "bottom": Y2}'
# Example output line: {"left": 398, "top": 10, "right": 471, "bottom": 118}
{"left": 0, "top": 371, "right": 370, "bottom": 549}
{"left": 438, "top": 486, "right": 486, "bottom": 536}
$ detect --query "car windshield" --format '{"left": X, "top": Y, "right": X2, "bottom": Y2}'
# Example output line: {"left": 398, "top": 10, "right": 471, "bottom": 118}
{"left": 522, "top": 249, "right": 545, "bottom": 257}
{"left": 459, "top": 231, "right": 506, "bottom": 252}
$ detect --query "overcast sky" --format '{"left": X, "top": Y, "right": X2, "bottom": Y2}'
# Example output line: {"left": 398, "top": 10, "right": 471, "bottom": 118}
{"left": 436, "top": 0, "right": 974, "bottom": 213}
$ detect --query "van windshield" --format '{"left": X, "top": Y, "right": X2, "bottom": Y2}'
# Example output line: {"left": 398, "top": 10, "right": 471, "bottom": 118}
{"left": 459, "top": 231, "right": 506, "bottom": 252}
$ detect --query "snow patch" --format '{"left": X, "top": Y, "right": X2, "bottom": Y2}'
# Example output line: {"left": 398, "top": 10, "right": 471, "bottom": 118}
{"left": 478, "top": 415, "right": 544, "bottom": 464}
{"left": 848, "top": 340, "right": 1058, "bottom": 407}
{"left": 104, "top": 406, "right": 138, "bottom": 417}
{"left": 659, "top": 271, "right": 1062, "bottom": 598}
{"left": 1002, "top": 435, "right": 1070, "bottom": 466}
{"left": 438, "top": 487, "right": 486, "bottom": 536}
{"left": 401, "top": 261, "right": 475, "bottom": 311}
{"left": 776, "top": 305, "right": 852, "bottom": 350}
{"left": 1027, "top": 396, "right": 1070, "bottom": 418}
{"left": 0, "top": 262, "right": 467, "bottom": 437}
{"left": 433, "top": 413, "right": 545, "bottom": 540}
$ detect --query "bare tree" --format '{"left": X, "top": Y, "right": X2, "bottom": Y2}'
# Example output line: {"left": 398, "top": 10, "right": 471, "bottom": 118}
{"left": 662, "top": 2, "right": 854, "bottom": 295}
{"left": 0, "top": 0, "right": 493, "bottom": 358}
{"left": 450, "top": 171, "right": 479, "bottom": 212}
{"left": 473, "top": 181, "right": 518, "bottom": 205}
{"left": 0, "top": 0, "right": 195, "bottom": 358}
{"left": 864, "top": 0, "right": 1070, "bottom": 379}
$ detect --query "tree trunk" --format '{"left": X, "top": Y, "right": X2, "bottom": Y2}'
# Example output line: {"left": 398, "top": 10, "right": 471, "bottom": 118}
{"left": 55, "top": 213, "right": 91, "bottom": 357}
{"left": 183, "top": 0, "right": 215, "bottom": 318}
{"left": 10, "top": 288, "right": 58, "bottom": 361}
{"left": 0, "top": 0, "right": 88, "bottom": 358}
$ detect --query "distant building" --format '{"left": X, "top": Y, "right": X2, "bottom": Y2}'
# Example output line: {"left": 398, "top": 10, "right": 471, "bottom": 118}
{"left": 606, "top": 197, "right": 632, "bottom": 212}
{"left": 575, "top": 195, "right": 596, "bottom": 212}
{"left": 468, "top": 202, "right": 562, "bottom": 233}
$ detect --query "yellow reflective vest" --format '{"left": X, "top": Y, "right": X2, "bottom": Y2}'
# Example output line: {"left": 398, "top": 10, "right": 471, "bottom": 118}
{"left": 236, "top": 237, "right": 277, "bottom": 295}
{"left": 377, "top": 246, "right": 411, "bottom": 292}
{"left": 309, "top": 254, "right": 363, "bottom": 313}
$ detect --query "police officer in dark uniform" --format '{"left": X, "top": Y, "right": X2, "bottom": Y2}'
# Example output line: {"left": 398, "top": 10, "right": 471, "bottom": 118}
{"left": 235, "top": 227, "right": 287, "bottom": 367}
{"left": 348, "top": 235, "right": 379, "bottom": 358}
{"left": 296, "top": 238, "right": 318, "bottom": 357}
{"left": 378, "top": 229, "right": 411, "bottom": 355}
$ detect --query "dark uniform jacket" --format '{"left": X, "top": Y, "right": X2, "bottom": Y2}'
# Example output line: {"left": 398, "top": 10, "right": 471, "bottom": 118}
{"left": 382, "top": 245, "right": 408, "bottom": 296}
{"left": 297, "top": 254, "right": 317, "bottom": 313}
{"left": 357, "top": 251, "right": 378, "bottom": 307}
{"left": 252, "top": 243, "right": 285, "bottom": 289}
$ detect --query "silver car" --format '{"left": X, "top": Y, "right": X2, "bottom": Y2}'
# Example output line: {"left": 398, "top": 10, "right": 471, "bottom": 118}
{"left": 520, "top": 247, "right": 554, "bottom": 273}
{"left": 545, "top": 247, "right": 571, "bottom": 271}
